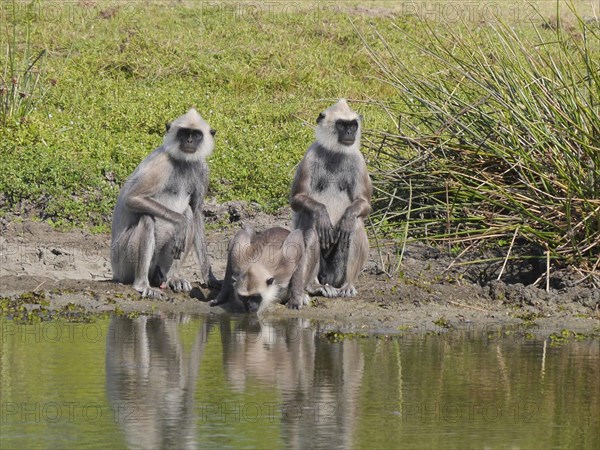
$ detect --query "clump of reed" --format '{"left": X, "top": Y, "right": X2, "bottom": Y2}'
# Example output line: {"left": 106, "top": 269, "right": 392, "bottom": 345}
{"left": 364, "top": 6, "right": 599, "bottom": 283}
{"left": 1, "top": 0, "right": 49, "bottom": 126}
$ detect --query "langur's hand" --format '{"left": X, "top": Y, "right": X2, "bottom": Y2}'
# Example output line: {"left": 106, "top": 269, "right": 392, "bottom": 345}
{"left": 173, "top": 237, "right": 185, "bottom": 260}
{"left": 173, "top": 214, "right": 189, "bottom": 259}
{"left": 203, "top": 267, "right": 221, "bottom": 289}
{"left": 315, "top": 206, "right": 334, "bottom": 249}
{"left": 335, "top": 212, "right": 356, "bottom": 249}
{"left": 287, "top": 293, "right": 309, "bottom": 310}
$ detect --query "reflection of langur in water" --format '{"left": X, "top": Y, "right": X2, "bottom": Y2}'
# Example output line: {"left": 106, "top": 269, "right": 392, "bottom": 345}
{"left": 291, "top": 99, "right": 372, "bottom": 298}
{"left": 105, "top": 315, "right": 208, "bottom": 449}
{"left": 210, "top": 226, "right": 319, "bottom": 312}
{"left": 219, "top": 317, "right": 364, "bottom": 449}
{"left": 110, "top": 108, "right": 218, "bottom": 298}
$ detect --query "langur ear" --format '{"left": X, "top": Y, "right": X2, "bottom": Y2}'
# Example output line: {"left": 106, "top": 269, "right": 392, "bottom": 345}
{"left": 165, "top": 122, "right": 172, "bottom": 133}
{"left": 316, "top": 112, "right": 325, "bottom": 124}
{"left": 230, "top": 227, "right": 254, "bottom": 270}
{"left": 233, "top": 226, "right": 253, "bottom": 248}
{"left": 241, "top": 224, "right": 256, "bottom": 238}
{"left": 280, "top": 229, "right": 304, "bottom": 267}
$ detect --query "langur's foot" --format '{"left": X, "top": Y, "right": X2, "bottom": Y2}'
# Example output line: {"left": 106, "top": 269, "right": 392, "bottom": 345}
{"left": 168, "top": 278, "right": 192, "bottom": 293}
{"left": 337, "top": 284, "right": 357, "bottom": 297}
{"left": 134, "top": 284, "right": 163, "bottom": 299}
{"left": 315, "top": 284, "right": 339, "bottom": 298}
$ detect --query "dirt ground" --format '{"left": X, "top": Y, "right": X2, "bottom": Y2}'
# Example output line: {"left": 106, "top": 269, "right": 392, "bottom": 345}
{"left": 1, "top": 201, "right": 599, "bottom": 339}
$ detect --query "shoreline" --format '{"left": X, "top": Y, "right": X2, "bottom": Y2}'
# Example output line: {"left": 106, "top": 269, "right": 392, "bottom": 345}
{"left": 1, "top": 209, "right": 598, "bottom": 340}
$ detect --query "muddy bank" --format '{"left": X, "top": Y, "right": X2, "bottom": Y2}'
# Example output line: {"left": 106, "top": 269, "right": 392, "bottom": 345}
{"left": 1, "top": 203, "right": 599, "bottom": 339}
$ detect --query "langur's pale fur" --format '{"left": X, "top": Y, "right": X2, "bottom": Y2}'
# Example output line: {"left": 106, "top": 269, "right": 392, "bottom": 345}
{"left": 290, "top": 99, "right": 372, "bottom": 298}
{"left": 111, "top": 108, "right": 217, "bottom": 298}
{"left": 210, "top": 226, "right": 319, "bottom": 312}
{"left": 163, "top": 108, "right": 214, "bottom": 162}
{"left": 314, "top": 99, "right": 362, "bottom": 154}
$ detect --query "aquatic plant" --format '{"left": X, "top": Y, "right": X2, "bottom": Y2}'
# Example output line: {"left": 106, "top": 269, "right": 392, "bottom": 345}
{"left": 365, "top": 3, "right": 600, "bottom": 282}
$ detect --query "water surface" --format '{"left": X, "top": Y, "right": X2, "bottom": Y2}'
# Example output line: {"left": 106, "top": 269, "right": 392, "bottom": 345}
{"left": 1, "top": 315, "right": 598, "bottom": 449}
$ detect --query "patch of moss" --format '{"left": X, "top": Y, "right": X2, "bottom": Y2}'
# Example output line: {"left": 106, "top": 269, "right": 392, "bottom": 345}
{"left": 320, "top": 331, "right": 368, "bottom": 343}
{"left": 548, "top": 328, "right": 583, "bottom": 345}
{"left": 433, "top": 317, "right": 451, "bottom": 329}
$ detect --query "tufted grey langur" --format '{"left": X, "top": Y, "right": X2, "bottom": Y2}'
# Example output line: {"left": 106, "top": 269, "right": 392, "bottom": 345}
{"left": 210, "top": 226, "right": 319, "bottom": 312}
{"left": 111, "top": 108, "right": 218, "bottom": 298}
{"left": 290, "top": 99, "right": 372, "bottom": 298}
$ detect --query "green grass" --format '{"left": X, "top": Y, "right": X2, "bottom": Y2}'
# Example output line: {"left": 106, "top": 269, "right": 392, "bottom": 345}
{"left": 0, "top": 1, "right": 400, "bottom": 228}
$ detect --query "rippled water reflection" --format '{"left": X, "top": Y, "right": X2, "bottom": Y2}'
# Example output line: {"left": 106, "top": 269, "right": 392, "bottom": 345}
{"left": 0, "top": 315, "right": 598, "bottom": 449}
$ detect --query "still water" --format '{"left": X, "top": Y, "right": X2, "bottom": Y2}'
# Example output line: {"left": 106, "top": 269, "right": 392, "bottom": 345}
{"left": 0, "top": 314, "right": 598, "bottom": 449}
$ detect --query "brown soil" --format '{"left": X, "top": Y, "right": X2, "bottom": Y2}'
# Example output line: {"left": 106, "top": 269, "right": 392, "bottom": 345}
{"left": 1, "top": 202, "right": 599, "bottom": 339}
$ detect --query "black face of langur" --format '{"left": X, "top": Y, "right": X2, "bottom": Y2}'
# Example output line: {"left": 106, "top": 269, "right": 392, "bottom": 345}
{"left": 317, "top": 113, "right": 359, "bottom": 147}
{"left": 237, "top": 276, "right": 276, "bottom": 312}
{"left": 239, "top": 294, "right": 262, "bottom": 313}
{"left": 167, "top": 124, "right": 217, "bottom": 155}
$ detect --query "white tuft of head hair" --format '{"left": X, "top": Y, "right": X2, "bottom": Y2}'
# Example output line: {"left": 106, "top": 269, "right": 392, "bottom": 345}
{"left": 315, "top": 99, "right": 361, "bottom": 153}
{"left": 163, "top": 108, "right": 214, "bottom": 162}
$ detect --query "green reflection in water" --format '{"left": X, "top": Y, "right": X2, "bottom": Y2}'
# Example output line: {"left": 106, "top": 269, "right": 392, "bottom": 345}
{"left": 0, "top": 316, "right": 598, "bottom": 449}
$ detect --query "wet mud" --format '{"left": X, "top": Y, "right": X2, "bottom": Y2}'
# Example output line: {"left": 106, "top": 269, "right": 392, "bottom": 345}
{"left": 1, "top": 203, "right": 598, "bottom": 339}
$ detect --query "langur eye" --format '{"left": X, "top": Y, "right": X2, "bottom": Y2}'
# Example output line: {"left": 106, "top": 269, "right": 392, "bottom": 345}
{"left": 210, "top": 129, "right": 216, "bottom": 136}
{"left": 266, "top": 277, "right": 274, "bottom": 286}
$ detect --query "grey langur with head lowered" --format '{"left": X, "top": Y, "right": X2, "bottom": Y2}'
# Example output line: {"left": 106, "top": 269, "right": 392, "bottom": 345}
{"left": 209, "top": 226, "right": 319, "bottom": 313}
{"left": 290, "top": 99, "right": 372, "bottom": 298}
{"left": 111, "top": 108, "right": 218, "bottom": 298}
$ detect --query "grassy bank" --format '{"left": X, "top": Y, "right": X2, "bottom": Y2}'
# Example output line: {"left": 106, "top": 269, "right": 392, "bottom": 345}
{"left": 1, "top": 1, "right": 598, "bottom": 278}
{"left": 0, "top": 1, "right": 401, "bottom": 229}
